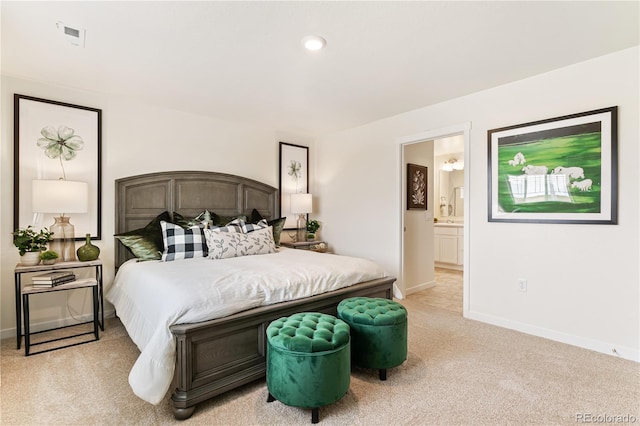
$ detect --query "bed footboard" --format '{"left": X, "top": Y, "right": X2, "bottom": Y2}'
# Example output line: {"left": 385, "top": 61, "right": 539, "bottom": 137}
{"left": 169, "top": 276, "right": 395, "bottom": 420}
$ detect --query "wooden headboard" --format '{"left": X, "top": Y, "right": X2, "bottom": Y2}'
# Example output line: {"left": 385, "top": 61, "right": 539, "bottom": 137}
{"left": 115, "top": 171, "right": 279, "bottom": 268}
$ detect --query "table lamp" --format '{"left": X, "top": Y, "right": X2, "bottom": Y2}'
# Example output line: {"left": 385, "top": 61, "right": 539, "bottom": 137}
{"left": 32, "top": 179, "right": 88, "bottom": 262}
{"left": 290, "top": 193, "right": 312, "bottom": 243}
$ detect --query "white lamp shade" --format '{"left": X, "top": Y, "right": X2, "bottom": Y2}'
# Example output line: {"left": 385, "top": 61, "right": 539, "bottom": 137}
{"left": 290, "top": 193, "right": 313, "bottom": 214}
{"left": 32, "top": 180, "right": 89, "bottom": 214}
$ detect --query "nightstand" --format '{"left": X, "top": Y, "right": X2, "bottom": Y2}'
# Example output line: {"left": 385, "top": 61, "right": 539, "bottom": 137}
{"left": 22, "top": 278, "right": 99, "bottom": 356}
{"left": 281, "top": 241, "right": 328, "bottom": 253}
{"left": 14, "top": 260, "right": 104, "bottom": 352}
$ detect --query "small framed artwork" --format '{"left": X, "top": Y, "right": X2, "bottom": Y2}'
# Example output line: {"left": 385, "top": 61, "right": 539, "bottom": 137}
{"left": 279, "top": 142, "right": 309, "bottom": 229}
{"left": 407, "top": 163, "right": 428, "bottom": 210}
{"left": 14, "top": 94, "right": 102, "bottom": 239}
{"left": 488, "top": 106, "right": 617, "bottom": 224}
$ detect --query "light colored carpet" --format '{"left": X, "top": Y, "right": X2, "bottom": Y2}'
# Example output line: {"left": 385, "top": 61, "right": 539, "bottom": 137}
{"left": 1, "top": 295, "right": 638, "bottom": 425}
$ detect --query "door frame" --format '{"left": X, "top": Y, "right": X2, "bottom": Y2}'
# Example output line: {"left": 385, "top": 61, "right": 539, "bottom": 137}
{"left": 396, "top": 122, "right": 471, "bottom": 317}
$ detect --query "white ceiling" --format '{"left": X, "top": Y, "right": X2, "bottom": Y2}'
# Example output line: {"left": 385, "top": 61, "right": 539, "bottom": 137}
{"left": 2, "top": 1, "right": 638, "bottom": 138}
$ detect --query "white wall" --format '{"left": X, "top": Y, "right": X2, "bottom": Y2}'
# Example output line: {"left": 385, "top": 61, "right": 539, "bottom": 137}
{"left": 316, "top": 47, "right": 639, "bottom": 361}
{"left": 0, "top": 75, "right": 313, "bottom": 336}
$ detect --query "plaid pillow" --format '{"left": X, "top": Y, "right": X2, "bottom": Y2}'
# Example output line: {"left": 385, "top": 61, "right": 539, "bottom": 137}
{"left": 212, "top": 218, "right": 244, "bottom": 233}
{"left": 161, "top": 221, "right": 206, "bottom": 261}
{"left": 241, "top": 219, "right": 268, "bottom": 233}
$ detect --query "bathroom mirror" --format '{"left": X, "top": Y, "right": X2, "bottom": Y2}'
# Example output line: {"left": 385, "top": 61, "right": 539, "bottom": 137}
{"left": 439, "top": 170, "right": 464, "bottom": 218}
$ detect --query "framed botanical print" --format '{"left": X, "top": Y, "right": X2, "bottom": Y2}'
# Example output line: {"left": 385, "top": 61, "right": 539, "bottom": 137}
{"left": 14, "top": 94, "right": 102, "bottom": 239}
{"left": 407, "top": 163, "right": 427, "bottom": 210}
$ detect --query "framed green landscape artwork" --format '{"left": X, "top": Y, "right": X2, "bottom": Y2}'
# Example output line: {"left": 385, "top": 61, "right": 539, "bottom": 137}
{"left": 488, "top": 106, "right": 617, "bottom": 224}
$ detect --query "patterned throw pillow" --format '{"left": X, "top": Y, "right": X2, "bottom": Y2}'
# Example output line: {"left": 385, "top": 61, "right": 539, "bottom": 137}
{"left": 249, "top": 209, "right": 286, "bottom": 247}
{"left": 161, "top": 221, "right": 206, "bottom": 261}
{"left": 204, "top": 226, "right": 276, "bottom": 260}
{"left": 115, "top": 211, "right": 171, "bottom": 260}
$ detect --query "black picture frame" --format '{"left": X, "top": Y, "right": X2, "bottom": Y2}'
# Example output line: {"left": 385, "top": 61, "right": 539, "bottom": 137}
{"left": 278, "top": 142, "right": 309, "bottom": 230}
{"left": 407, "top": 163, "right": 428, "bottom": 210}
{"left": 488, "top": 106, "right": 617, "bottom": 224}
{"left": 14, "top": 94, "right": 102, "bottom": 239}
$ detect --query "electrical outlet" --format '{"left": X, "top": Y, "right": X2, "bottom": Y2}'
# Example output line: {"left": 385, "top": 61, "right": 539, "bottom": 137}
{"left": 518, "top": 278, "right": 527, "bottom": 292}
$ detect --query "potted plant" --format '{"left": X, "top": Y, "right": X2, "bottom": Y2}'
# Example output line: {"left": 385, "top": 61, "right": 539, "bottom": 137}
{"left": 306, "top": 220, "right": 320, "bottom": 241}
{"left": 39, "top": 250, "right": 59, "bottom": 265}
{"left": 12, "top": 226, "right": 54, "bottom": 266}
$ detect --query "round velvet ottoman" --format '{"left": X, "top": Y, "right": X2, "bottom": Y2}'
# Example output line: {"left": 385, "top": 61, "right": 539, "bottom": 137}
{"left": 337, "top": 297, "right": 407, "bottom": 381}
{"left": 266, "top": 312, "right": 351, "bottom": 424}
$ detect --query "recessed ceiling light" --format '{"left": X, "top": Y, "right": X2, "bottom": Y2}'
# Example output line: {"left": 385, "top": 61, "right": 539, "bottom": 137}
{"left": 301, "top": 35, "right": 326, "bottom": 51}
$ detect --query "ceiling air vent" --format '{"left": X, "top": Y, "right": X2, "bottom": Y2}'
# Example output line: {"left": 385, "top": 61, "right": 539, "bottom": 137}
{"left": 56, "top": 22, "right": 86, "bottom": 47}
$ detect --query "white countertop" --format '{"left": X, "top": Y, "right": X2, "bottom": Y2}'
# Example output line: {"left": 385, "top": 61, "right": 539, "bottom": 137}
{"left": 434, "top": 222, "right": 463, "bottom": 227}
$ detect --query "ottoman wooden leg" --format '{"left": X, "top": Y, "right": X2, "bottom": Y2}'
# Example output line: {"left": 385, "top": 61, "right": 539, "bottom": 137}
{"left": 379, "top": 369, "right": 387, "bottom": 381}
{"left": 267, "top": 392, "right": 275, "bottom": 403}
{"left": 312, "top": 407, "right": 319, "bottom": 424}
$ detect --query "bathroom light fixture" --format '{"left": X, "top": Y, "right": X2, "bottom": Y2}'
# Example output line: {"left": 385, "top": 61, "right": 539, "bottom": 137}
{"left": 442, "top": 158, "right": 463, "bottom": 172}
{"left": 301, "top": 35, "right": 326, "bottom": 51}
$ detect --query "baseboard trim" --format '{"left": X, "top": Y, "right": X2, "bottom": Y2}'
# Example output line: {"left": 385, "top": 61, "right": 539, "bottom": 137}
{"left": 405, "top": 280, "right": 436, "bottom": 296}
{"left": 0, "top": 309, "right": 116, "bottom": 340}
{"left": 435, "top": 262, "right": 463, "bottom": 271}
{"left": 467, "top": 310, "right": 639, "bottom": 362}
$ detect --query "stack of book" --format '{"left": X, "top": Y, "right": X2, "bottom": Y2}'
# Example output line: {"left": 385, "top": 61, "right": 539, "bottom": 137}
{"left": 31, "top": 271, "right": 76, "bottom": 288}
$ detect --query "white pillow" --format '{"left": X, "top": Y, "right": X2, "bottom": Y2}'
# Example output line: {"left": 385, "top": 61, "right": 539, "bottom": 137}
{"left": 205, "top": 226, "right": 276, "bottom": 260}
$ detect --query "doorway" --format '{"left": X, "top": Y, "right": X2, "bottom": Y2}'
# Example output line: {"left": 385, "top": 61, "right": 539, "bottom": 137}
{"left": 398, "top": 123, "right": 470, "bottom": 317}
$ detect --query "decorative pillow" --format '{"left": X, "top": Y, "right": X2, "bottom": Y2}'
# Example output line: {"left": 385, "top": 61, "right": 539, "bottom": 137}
{"left": 241, "top": 219, "right": 268, "bottom": 233}
{"left": 173, "top": 210, "right": 213, "bottom": 229}
{"left": 161, "top": 221, "right": 206, "bottom": 261}
{"left": 114, "top": 211, "right": 171, "bottom": 260}
{"left": 249, "top": 209, "right": 286, "bottom": 247}
{"left": 249, "top": 209, "right": 266, "bottom": 224}
{"left": 211, "top": 212, "right": 247, "bottom": 226}
{"left": 205, "top": 226, "right": 276, "bottom": 260}
{"left": 212, "top": 218, "right": 244, "bottom": 233}
{"left": 267, "top": 217, "right": 286, "bottom": 247}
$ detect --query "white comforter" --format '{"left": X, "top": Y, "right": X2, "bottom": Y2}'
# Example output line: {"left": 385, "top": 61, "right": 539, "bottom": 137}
{"left": 106, "top": 248, "right": 386, "bottom": 404}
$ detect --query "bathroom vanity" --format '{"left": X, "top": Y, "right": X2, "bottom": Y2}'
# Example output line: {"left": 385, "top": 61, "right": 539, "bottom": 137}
{"left": 434, "top": 223, "right": 463, "bottom": 270}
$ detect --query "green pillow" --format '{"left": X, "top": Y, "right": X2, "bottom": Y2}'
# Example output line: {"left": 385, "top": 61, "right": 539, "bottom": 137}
{"left": 250, "top": 209, "right": 286, "bottom": 247}
{"left": 211, "top": 212, "right": 247, "bottom": 226}
{"left": 173, "top": 210, "right": 213, "bottom": 228}
{"left": 114, "top": 211, "right": 171, "bottom": 260}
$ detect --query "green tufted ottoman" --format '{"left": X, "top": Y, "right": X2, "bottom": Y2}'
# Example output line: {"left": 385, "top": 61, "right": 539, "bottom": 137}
{"left": 266, "top": 312, "right": 351, "bottom": 424}
{"left": 337, "top": 297, "right": 407, "bottom": 381}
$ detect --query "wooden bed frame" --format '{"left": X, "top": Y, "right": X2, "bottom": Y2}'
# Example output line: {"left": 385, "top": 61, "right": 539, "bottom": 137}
{"left": 115, "top": 171, "right": 396, "bottom": 419}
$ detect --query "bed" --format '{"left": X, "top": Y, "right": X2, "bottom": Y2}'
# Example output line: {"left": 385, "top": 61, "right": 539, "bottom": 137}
{"left": 111, "top": 171, "right": 396, "bottom": 420}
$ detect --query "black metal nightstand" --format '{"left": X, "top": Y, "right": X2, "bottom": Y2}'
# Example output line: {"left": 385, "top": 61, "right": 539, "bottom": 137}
{"left": 14, "top": 259, "right": 104, "bottom": 353}
{"left": 22, "top": 278, "right": 99, "bottom": 356}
